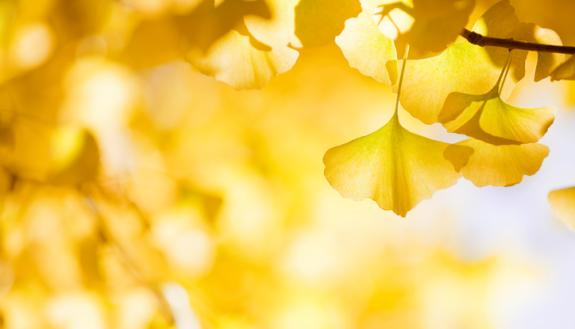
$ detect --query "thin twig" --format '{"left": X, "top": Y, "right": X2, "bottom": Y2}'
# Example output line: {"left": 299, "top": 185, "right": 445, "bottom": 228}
{"left": 461, "top": 28, "right": 575, "bottom": 54}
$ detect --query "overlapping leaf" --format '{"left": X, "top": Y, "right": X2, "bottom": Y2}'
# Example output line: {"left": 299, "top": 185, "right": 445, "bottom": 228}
{"left": 510, "top": 0, "right": 575, "bottom": 81}
{"left": 440, "top": 88, "right": 554, "bottom": 145}
{"left": 335, "top": 13, "right": 397, "bottom": 84}
{"left": 186, "top": 0, "right": 300, "bottom": 89}
{"left": 399, "top": 39, "right": 501, "bottom": 124}
{"left": 335, "top": 0, "right": 475, "bottom": 85}
{"left": 445, "top": 139, "right": 548, "bottom": 187}
{"left": 478, "top": 0, "right": 564, "bottom": 81}
{"left": 295, "top": 0, "right": 361, "bottom": 47}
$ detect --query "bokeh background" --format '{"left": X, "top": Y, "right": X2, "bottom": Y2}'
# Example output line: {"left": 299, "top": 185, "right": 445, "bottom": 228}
{"left": 2, "top": 1, "right": 575, "bottom": 328}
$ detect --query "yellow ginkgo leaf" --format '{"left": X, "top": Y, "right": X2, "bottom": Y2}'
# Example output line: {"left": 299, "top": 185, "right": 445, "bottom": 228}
{"left": 391, "top": 0, "right": 475, "bottom": 58}
{"left": 174, "top": 0, "right": 271, "bottom": 52}
{"left": 400, "top": 38, "right": 501, "bottom": 124}
{"left": 244, "top": 0, "right": 298, "bottom": 50}
{"left": 295, "top": 0, "right": 361, "bottom": 47}
{"left": 324, "top": 115, "right": 472, "bottom": 217}
{"left": 188, "top": 29, "right": 299, "bottom": 89}
{"left": 445, "top": 139, "right": 548, "bottom": 187}
{"left": 335, "top": 13, "right": 397, "bottom": 84}
{"left": 548, "top": 187, "right": 575, "bottom": 230}
{"left": 358, "top": 0, "right": 474, "bottom": 59}
{"left": 440, "top": 90, "right": 555, "bottom": 145}
{"left": 511, "top": 0, "right": 575, "bottom": 45}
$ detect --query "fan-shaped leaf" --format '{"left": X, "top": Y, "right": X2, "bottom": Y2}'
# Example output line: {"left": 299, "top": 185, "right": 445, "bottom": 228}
{"left": 441, "top": 90, "right": 554, "bottom": 145}
{"left": 324, "top": 115, "right": 472, "bottom": 216}
{"left": 445, "top": 139, "right": 548, "bottom": 187}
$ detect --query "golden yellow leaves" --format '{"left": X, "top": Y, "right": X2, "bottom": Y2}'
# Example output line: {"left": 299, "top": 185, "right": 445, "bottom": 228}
{"left": 441, "top": 90, "right": 554, "bottom": 145}
{"left": 295, "top": 0, "right": 361, "bottom": 47}
{"left": 400, "top": 39, "right": 501, "bottom": 124}
{"left": 189, "top": 29, "right": 299, "bottom": 89}
{"left": 445, "top": 140, "right": 548, "bottom": 187}
{"left": 324, "top": 115, "right": 472, "bottom": 216}
{"left": 324, "top": 0, "right": 561, "bottom": 216}
{"left": 335, "top": 13, "right": 397, "bottom": 84}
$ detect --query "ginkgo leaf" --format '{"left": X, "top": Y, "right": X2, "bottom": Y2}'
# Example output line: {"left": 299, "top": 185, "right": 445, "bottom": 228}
{"left": 478, "top": 0, "right": 530, "bottom": 81}
{"left": 551, "top": 56, "right": 575, "bottom": 81}
{"left": 474, "top": 0, "right": 565, "bottom": 82}
{"left": 188, "top": 29, "right": 299, "bottom": 89}
{"left": 390, "top": 0, "right": 475, "bottom": 58}
{"left": 445, "top": 139, "right": 548, "bottom": 187}
{"left": 548, "top": 187, "right": 575, "bottom": 230}
{"left": 510, "top": 0, "right": 575, "bottom": 45}
{"left": 174, "top": 0, "right": 271, "bottom": 52}
{"left": 295, "top": 0, "right": 361, "bottom": 47}
{"left": 335, "top": 13, "right": 397, "bottom": 84}
{"left": 440, "top": 89, "right": 555, "bottom": 145}
{"left": 186, "top": 0, "right": 300, "bottom": 89}
{"left": 533, "top": 27, "right": 566, "bottom": 82}
{"left": 244, "top": 0, "right": 298, "bottom": 50}
{"left": 400, "top": 38, "right": 501, "bottom": 124}
{"left": 324, "top": 115, "right": 473, "bottom": 217}
{"left": 358, "top": 0, "right": 474, "bottom": 59}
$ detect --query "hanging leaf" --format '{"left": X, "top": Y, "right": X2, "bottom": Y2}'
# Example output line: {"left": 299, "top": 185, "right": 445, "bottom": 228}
{"left": 440, "top": 88, "right": 555, "bottom": 145}
{"left": 400, "top": 39, "right": 501, "bottom": 124}
{"left": 445, "top": 139, "right": 548, "bottom": 187}
{"left": 324, "top": 115, "right": 473, "bottom": 217}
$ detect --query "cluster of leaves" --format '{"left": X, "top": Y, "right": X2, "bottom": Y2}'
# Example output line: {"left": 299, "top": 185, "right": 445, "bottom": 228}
{"left": 119, "top": 0, "right": 575, "bottom": 219}
{"left": 1, "top": 0, "right": 573, "bottom": 215}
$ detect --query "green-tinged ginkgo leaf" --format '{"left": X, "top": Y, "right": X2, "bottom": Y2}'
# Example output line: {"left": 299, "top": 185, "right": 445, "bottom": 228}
{"left": 548, "top": 187, "right": 575, "bottom": 229}
{"left": 440, "top": 89, "right": 554, "bottom": 145}
{"left": 335, "top": 13, "right": 397, "bottom": 84}
{"left": 445, "top": 139, "right": 548, "bottom": 187}
{"left": 324, "top": 115, "right": 473, "bottom": 216}
{"left": 400, "top": 38, "right": 501, "bottom": 124}
{"left": 188, "top": 29, "right": 298, "bottom": 89}
{"left": 295, "top": 0, "right": 361, "bottom": 47}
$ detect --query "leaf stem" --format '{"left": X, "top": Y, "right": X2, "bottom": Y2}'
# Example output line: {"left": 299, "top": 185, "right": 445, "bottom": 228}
{"left": 496, "top": 52, "right": 513, "bottom": 94}
{"left": 394, "top": 45, "right": 410, "bottom": 117}
{"left": 461, "top": 28, "right": 575, "bottom": 54}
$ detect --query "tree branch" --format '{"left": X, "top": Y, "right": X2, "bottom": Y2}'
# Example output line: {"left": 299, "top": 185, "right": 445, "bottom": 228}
{"left": 461, "top": 28, "right": 575, "bottom": 54}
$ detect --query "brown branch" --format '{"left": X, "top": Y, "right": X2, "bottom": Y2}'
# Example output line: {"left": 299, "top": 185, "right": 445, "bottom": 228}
{"left": 461, "top": 28, "right": 575, "bottom": 54}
